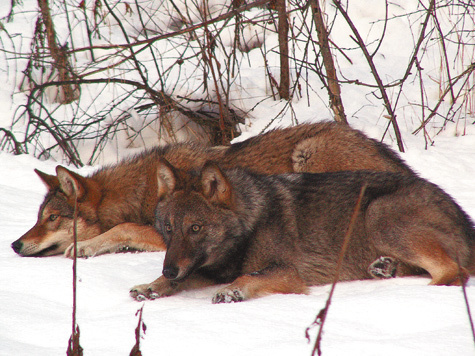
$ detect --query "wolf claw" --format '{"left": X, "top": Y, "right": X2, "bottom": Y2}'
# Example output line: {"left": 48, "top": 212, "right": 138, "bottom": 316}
{"left": 212, "top": 288, "right": 244, "bottom": 304}
{"left": 135, "top": 294, "right": 147, "bottom": 302}
{"left": 129, "top": 289, "right": 146, "bottom": 301}
{"left": 148, "top": 292, "right": 160, "bottom": 300}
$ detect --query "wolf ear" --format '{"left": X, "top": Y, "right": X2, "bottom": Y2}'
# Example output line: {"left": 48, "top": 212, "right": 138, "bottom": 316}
{"left": 157, "top": 158, "right": 178, "bottom": 200}
{"left": 34, "top": 169, "right": 60, "bottom": 190}
{"left": 56, "top": 166, "right": 86, "bottom": 200}
{"left": 200, "top": 162, "right": 234, "bottom": 209}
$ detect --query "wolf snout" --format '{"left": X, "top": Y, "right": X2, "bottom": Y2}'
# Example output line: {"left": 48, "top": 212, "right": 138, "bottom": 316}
{"left": 162, "top": 265, "right": 179, "bottom": 280}
{"left": 11, "top": 240, "right": 23, "bottom": 254}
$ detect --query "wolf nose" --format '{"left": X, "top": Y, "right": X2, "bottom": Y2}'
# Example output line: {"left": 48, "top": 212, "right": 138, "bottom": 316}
{"left": 11, "top": 240, "right": 23, "bottom": 254}
{"left": 162, "top": 266, "right": 179, "bottom": 280}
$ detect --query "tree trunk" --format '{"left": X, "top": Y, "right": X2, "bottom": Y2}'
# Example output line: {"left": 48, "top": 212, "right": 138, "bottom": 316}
{"left": 310, "top": 0, "right": 348, "bottom": 124}
{"left": 38, "top": 0, "right": 78, "bottom": 104}
{"left": 276, "top": 0, "right": 290, "bottom": 100}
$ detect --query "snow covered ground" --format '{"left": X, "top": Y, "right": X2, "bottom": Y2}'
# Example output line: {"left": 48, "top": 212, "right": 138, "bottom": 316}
{"left": 1, "top": 123, "right": 475, "bottom": 356}
{"left": 1, "top": 0, "right": 475, "bottom": 355}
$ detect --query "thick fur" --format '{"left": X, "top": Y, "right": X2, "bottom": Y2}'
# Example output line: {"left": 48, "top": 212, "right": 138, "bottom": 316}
{"left": 11, "top": 122, "right": 414, "bottom": 257}
{"left": 130, "top": 161, "right": 475, "bottom": 303}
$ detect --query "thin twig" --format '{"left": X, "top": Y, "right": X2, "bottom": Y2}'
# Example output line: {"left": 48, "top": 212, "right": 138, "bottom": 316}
{"left": 0, "top": 128, "right": 24, "bottom": 154}
{"left": 457, "top": 256, "right": 475, "bottom": 346}
{"left": 64, "top": 0, "right": 270, "bottom": 55}
{"left": 399, "top": 0, "right": 435, "bottom": 86}
{"left": 432, "top": 5, "right": 455, "bottom": 105}
{"left": 413, "top": 62, "right": 475, "bottom": 135}
{"left": 73, "top": 191, "right": 78, "bottom": 342}
{"left": 25, "top": 95, "right": 84, "bottom": 167}
{"left": 129, "top": 305, "right": 147, "bottom": 356}
{"left": 332, "top": 0, "right": 404, "bottom": 152}
{"left": 67, "top": 191, "right": 83, "bottom": 355}
{"left": 201, "top": 5, "right": 228, "bottom": 144}
{"left": 27, "top": 76, "right": 244, "bottom": 147}
{"left": 462, "top": 281, "right": 475, "bottom": 343}
{"left": 306, "top": 183, "right": 368, "bottom": 356}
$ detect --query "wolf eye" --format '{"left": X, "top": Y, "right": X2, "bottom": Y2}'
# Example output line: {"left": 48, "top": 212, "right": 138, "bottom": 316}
{"left": 49, "top": 214, "right": 58, "bottom": 221}
{"left": 164, "top": 223, "right": 172, "bottom": 232}
{"left": 191, "top": 224, "right": 201, "bottom": 233}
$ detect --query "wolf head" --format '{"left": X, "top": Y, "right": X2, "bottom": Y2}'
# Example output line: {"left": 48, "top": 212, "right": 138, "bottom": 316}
{"left": 11, "top": 166, "right": 102, "bottom": 257}
{"left": 155, "top": 159, "right": 252, "bottom": 282}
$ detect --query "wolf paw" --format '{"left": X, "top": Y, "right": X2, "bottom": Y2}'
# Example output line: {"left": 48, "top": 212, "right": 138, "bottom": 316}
{"left": 368, "top": 256, "right": 398, "bottom": 279}
{"left": 130, "top": 284, "right": 158, "bottom": 301}
{"left": 212, "top": 288, "right": 245, "bottom": 304}
{"left": 64, "top": 242, "right": 97, "bottom": 259}
{"left": 129, "top": 279, "right": 175, "bottom": 301}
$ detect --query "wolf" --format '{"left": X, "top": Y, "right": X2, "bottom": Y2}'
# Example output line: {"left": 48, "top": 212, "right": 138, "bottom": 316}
{"left": 11, "top": 121, "right": 414, "bottom": 258}
{"left": 129, "top": 159, "right": 475, "bottom": 303}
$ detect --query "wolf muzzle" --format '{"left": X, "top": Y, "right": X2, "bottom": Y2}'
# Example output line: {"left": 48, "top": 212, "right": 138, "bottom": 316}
{"left": 162, "top": 265, "right": 179, "bottom": 280}
{"left": 11, "top": 239, "right": 23, "bottom": 254}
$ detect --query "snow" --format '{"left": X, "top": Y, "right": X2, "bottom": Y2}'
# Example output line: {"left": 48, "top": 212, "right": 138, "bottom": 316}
{"left": 1, "top": 0, "right": 475, "bottom": 355}
{"left": 2, "top": 126, "right": 475, "bottom": 356}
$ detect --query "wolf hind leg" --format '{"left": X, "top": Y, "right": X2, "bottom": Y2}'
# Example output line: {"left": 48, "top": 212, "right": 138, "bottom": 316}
{"left": 212, "top": 265, "right": 308, "bottom": 304}
{"left": 412, "top": 239, "right": 469, "bottom": 286}
{"left": 374, "top": 232, "right": 469, "bottom": 286}
{"left": 367, "top": 195, "right": 471, "bottom": 286}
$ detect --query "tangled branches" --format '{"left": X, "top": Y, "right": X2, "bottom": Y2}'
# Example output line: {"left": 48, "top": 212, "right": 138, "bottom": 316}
{"left": 1, "top": 0, "right": 474, "bottom": 165}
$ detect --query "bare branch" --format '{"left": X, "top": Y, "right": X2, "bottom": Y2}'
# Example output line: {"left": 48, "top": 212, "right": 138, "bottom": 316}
{"left": 413, "top": 62, "right": 475, "bottom": 135}
{"left": 332, "top": 0, "right": 405, "bottom": 152}
{"left": 64, "top": 0, "right": 271, "bottom": 55}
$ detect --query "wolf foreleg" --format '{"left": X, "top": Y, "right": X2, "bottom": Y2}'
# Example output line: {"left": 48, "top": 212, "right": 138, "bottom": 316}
{"left": 130, "top": 275, "right": 216, "bottom": 301}
{"left": 64, "top": 223, "right": 166, "bottom": 258}
{"left": 212, "top": 266, "right": 308, "bottom": 304}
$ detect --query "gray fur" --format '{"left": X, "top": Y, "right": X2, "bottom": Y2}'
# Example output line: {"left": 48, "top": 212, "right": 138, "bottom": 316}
{"left": 132, "top": 163, "right": 475, "bottom": 303}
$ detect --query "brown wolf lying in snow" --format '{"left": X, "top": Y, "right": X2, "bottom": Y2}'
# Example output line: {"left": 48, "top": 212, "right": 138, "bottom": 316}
{"left": 12, "top": 122, "right": 413, "bottom": 259}
{"left": 130, "top": 159, "right": 474, "bottom": 303}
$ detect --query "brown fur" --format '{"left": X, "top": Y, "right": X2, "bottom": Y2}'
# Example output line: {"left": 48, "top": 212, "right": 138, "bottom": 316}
{"left": 11, "top": 122, "right": 414, "bottom": 257}
{"left": 130, "top": 161, "right": 475, "bottom": 303}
